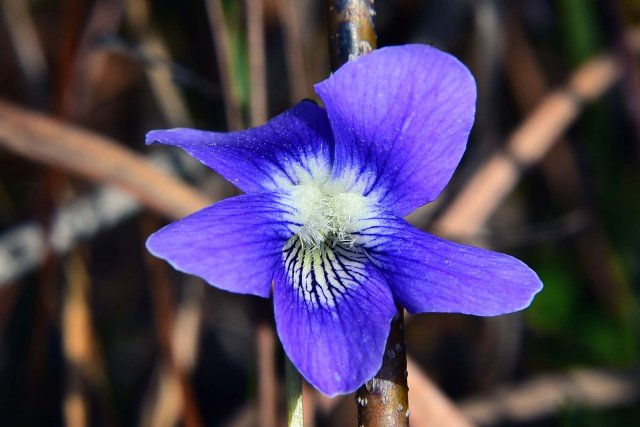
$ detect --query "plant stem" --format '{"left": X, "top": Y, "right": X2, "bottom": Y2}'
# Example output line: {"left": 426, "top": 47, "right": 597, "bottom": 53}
{"left": 285, "top": 355, "right": 304, "bottom": 427}
{"left": 356, "top": 309, "right": 410, "bottom": 427}
{"left": 326, "top": 0, "right": 376, "bottom": 69}
{"left": 326, "top": 1, "right": 411, "bottom": 426}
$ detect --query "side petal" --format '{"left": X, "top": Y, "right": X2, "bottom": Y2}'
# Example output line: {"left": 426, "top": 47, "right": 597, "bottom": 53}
{"left": 315, "top": 45, "right": 476, "bottom": 216}
{"left": 358, "top": 213, "right": 542, "bottom": 316}
{"left": 146, "top": 100, "right": 334, "bottom": 193}
{"left": 273, "top": 239, "right": 396, "bottom": 396}
{"left": 147, "top": 193, "right": 295, "bottom": 297}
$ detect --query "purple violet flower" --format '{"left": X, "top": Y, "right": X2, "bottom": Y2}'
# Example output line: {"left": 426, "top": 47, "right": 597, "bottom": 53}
{"left": 145, "top": 45, "right": 543, "bottom": 396}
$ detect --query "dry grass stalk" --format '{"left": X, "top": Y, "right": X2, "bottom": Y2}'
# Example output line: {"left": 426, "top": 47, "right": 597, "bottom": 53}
{"left": 0, "top": 100, "right": 211, "bottom": 220}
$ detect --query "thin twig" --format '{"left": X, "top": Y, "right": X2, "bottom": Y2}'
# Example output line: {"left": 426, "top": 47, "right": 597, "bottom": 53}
{"left": 460, "top": 367, "right": 640, "bottom": 425}
{"left": 246, "top": 0, "right": 267, "bottom": 125}
{"left": 1, "top": 0, "right": 48, "bottom": 105}
{"left": 124, "top": 0, "right": 194, "bottom": 127}
{"left": 504, "top": 10, "right": 634, "bottom": 316}
{"left": 432, "top": 53, "right": 622, "bottom": 238}
{"left": 61, "top": 0, "right": 124, "bottom": 119}
{"left": 605, "top": 0, "right": 640, "bottom": 161}
{"left": 205, "top": 0, "right": 244, "bottom": 130}
{"left": 326, "top": 2, "right": 409, "bottom": 426}
{"left": 0, "top": 98, "right": 212, "bottom": 287}
{"left": 0, "top": 99, "right": 211, "bottom": 220}
{"left": 429, "top": 29, "right": 640, "bottom": 242}
{"left": 139, "top": 216, "right": 204, "bottom": 427}
{"left": 53, "top": 5, "right": 124, "bottom": 426}
{"left": 256, "top": 322, "right": 278, "bottom": 427}
{"left": 124, "top": 4, "right": 206, "bottom": 426}
{"left": 355, "top": 310, "right": 410, "bottom": 427}
{"left": 243, "top": 2, "right": 279, "bottom": 424}
{"left": 326, "top": 0, "right": 376, "bottom": 69}
{"left": 275, "top": 0, "right": 309, "bottom": 102}
{"left": 290, "top": 352, "right": 470, "bottom": 426}
{"left": 62, "top": 251, "right": 93, "bottom": 427}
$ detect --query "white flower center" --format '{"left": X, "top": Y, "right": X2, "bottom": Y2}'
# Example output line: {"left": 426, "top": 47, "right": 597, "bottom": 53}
{"left": 288, "top": 181, "right": 370, "bottom": 249}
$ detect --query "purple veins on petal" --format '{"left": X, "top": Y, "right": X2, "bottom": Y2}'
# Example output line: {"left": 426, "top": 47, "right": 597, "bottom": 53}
{"left": 355, "top": 210, "right": 543, "bottom": 316}
{"left": 274, "top": 240, "right": 396, "bottom": 396}
{"left": 315, "top": 44, "right": 477, "bottom": 217}
{"left": 146, "top": 100, "right": 334, "bottom": 194}
{"left": 144, "top": 43, "right": 543, "bottom": 397}
{"left": 146, "top": 192, "right": 295, "bottom": 298}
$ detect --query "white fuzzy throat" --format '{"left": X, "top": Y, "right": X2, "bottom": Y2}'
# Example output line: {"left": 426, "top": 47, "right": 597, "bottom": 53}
{"left": 289, "top": 183, "right": 370, "bottom": 250}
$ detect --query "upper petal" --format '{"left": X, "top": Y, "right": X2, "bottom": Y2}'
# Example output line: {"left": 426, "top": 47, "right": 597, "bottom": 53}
{"left": 357, "top": 212, "right": 542, "bottom": 316}
{"left": 273, "top": 239, "right": 396, "bottom": 396}
{"left": 146, "top": 192, "right": 295, "bottom": 297}
{"left": 146, "top": 100, "right": 334, "bottom": 193}
{"left": 315, "top": 45, "right": 476, "bottom": 216}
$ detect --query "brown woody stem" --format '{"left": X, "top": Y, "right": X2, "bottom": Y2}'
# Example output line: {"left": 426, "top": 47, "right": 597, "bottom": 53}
{"left": 355, "top": 309, "right": 410, "bottom": 427}
{"left": 326, "top": 0, "right": 377, "bottom": 69}
{"left": 326, "top": 2, "right": 410, "bottom": 425}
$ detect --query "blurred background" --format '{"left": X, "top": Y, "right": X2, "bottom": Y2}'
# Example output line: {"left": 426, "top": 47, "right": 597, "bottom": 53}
{"left": 0, "top": 0, "right": 639, "bottom": 426}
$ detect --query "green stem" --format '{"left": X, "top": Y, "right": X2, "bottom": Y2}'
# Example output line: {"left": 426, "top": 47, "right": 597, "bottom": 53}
{"left": 285, "top": 356, "right": 304, "bottom": 427}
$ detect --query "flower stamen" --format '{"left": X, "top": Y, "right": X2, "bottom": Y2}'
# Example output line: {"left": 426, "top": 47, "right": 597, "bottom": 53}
{"left": 289, "top": 182, "right": 369, "bottom": 250}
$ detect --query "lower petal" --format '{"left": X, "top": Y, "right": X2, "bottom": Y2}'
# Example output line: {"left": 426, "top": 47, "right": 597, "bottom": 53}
{"left": 147, "top": 192, "right": 294, "bottom": 297}
{"left": 360, "top": 214, "right": 543, "bottom": 316}
{"left": 273, "top": 240, "right": 396, "bottom": 396}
